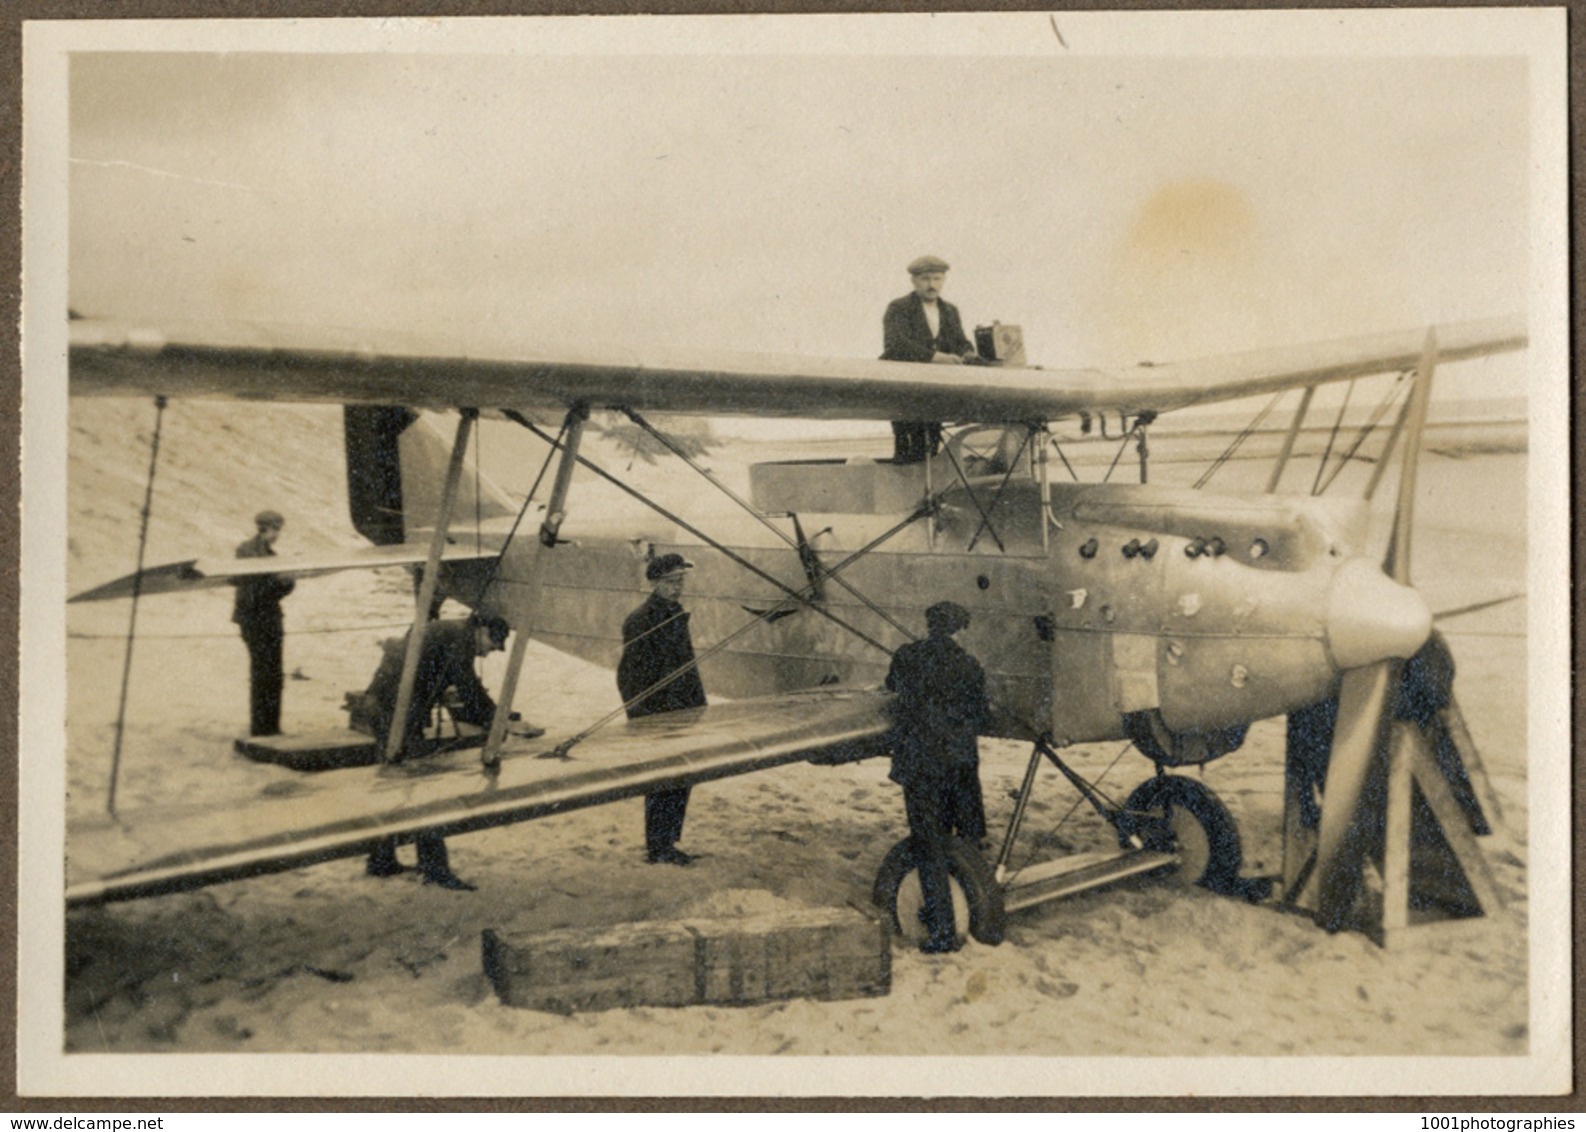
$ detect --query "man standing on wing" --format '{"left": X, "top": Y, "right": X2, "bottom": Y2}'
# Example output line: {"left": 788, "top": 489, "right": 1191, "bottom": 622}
{"left": 884, "top": 601, "right": 990, "bottom": 954}
{"left": 880, "top": 255, "right": 979, "bottom": 464}
{"left": 617, "top": 554, "right": 706, "bottom": 866}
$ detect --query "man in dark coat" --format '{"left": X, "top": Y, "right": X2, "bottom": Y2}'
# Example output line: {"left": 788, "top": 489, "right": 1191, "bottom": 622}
{"left": 362, "top": 612, "right": 511, "bottom": 891}
{"left": 233, "top": 509, "right": 295, "bottom": 736}
{"left": 884, "top": 600, "right": 990, "bottom": 953}
{"left": 880, "top": 255, "right": 978, "bottom": 464}
{"left": 617, "top": 553, "right": 706, "bottom": 866}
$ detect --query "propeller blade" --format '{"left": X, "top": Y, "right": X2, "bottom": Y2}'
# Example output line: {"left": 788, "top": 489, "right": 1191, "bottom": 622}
{"left": 1432, "top": 592, "right": 1524, "bottom": 623}
{"left": 1311, "top": 660, "right": 1397, "bottom": 931}
{"left": 1382, "top": 328, "right": 1439, "bottom": 584}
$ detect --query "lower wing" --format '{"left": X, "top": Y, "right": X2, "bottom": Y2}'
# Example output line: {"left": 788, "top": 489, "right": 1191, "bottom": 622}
{"left": 66, "top": 687, "right": 893, "bottom": 907}
{"left": 68, "top": 541, "right": 501, "bottom": 602}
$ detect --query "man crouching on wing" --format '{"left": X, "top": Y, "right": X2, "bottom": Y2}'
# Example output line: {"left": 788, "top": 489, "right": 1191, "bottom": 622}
{"left": 361, "top": 612, "right": 519, "bottom": 891}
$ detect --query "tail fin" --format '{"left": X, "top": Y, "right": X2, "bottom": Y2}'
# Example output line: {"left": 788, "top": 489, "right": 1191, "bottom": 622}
{"left": 344, "top": 407, "right": 517, "bottom": 545}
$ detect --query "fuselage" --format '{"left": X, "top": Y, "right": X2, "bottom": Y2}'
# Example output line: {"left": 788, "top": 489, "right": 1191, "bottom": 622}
{"left": 437, "top": 441, "right": 1431, "bottom": 764}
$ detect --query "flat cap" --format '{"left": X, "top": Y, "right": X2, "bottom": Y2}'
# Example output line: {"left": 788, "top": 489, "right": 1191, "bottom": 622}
{"left": 925, "top": 600, "right": 971, "bottom": 635}
{"left": 254, "top": 509, "right": 285, "bottom": 528}
{"left": 908, "top": 255, "right": 950, "bottom": 276}
{"left": 468, "top": 611, "right": 511, "bottom": 647}
{"left": 646, "top": 553, "right": 695, "bottom": 582}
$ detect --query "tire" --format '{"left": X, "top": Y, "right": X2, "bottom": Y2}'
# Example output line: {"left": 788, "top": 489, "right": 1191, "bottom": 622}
{"left": 872, "top": 836, "right": 1007, "bottom": 947}
{"left": 1115, "top": 775, "right": 1244, "bottom": 895}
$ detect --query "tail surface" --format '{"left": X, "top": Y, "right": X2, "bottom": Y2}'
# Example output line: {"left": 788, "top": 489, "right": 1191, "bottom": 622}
{"left": 344, "top": 407, "right": 516, "bottom": 545}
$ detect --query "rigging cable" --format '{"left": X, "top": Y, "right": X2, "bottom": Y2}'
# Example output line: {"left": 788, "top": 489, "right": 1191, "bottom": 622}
{"left": 107, "top": 395, "right": 168, "bottom": 818}
{"left": 469, "top": 413, "right": 570, "bottom": 604}
{"left": 621, "top": 408, "right": 918, "bottom": 641}
{"left": 537, "top": 498, "right": 941, "bottom": 760}
{"left": 1101, "top": 418, "right": 1144, "bottom": 484}
{"left": 999, "top": 740, "right": 1134, "bottom": 889}
{"left": 966, "top": 426, "right": 1037, "bottom": 553}
{"left": 1192, "top": 390, "right": 1285, "bottom": 490}
{"left": 939, "top": 440, "right": 1007, "bottom": 553}
{"left": 1049, "top": 437, "right": 1081, "bottom": 483}
{"left": 1310, "top": 379, "right": 1356, "bottom": 496}
{"left": 1316, "top": 371, "right": 1411, "bottom": 496}
{"left": 505, "top": 412, "right": 897, "bottom": 657}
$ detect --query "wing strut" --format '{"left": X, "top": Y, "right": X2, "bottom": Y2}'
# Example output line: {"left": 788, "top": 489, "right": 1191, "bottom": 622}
{"left": 1266, "top": 386, "right": 1315, "bottom": 493}
{"left": 483, "top": 405, "right": 589, "bottom": 770}
{"left": 107, "top": 394, "right": 169, "bottom": 817}
{"left": 384, "top": 409, "right": 478, "bottom": 764}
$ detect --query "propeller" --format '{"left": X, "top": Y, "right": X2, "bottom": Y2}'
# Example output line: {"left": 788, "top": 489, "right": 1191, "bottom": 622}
{"left": 1307, "top": 329, "right": 1439, "bottom": 931}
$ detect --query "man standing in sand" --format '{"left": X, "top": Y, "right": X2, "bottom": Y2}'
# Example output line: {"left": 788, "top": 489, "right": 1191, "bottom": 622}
{"left": 617, "top": 553, "right": 706, "bottom": 867}
{"left": 883, "top": 600, "right": 990, "bottom": 954}
{"left": 233, "top": 509, "right": 295, "bottom": 737}
{"left": 880, "top": 255, "right": 979, "bottom": 464}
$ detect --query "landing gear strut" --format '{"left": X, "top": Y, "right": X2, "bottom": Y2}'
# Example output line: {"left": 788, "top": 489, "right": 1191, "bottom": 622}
{"left": 1114, "top": 774, "right": 1256, "bottom": 897}
{"left": 871, "top": 741, "right": 1257, "bottom": 943}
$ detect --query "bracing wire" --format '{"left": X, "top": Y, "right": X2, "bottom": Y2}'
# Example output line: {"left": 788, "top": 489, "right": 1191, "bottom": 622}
{"left": 1050, "top": 437, "right": 1081, "bottom": 483}
{"left": 1001, "top": 740, "right": 1134, "bottom": 887}
{"left": 622, "top": 409, "right": 918, "bottom": 641}
{"left": 1101, "top": 423, "right": 1139, "bottom": 484}
{"left": 1192, "top": 390, "right": 1285, "bottom": 490}
{"left": 471, "top": 414, "right": 570, "bottom": 602}
{"left": 1310, "top": 379, "right": 1356, "bottom": 496}
{"left": 1316, "top": 372, "right": 1411, "bottom": 496}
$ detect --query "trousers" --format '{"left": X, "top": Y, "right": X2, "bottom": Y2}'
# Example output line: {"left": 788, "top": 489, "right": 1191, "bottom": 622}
{"left": 240, "top": 620, "right": 284, "bottom": 736}
{"left": 368, "top": 833, "right": 452, "bottom": 878}
{"left": 901, "top": 776, "right": 955, "bottom": 945}
{"left": 644, "top": 786, "right": 691, "bottom": 854}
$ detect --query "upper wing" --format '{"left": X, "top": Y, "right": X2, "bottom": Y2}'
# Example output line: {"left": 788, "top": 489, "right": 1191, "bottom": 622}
{"left": 68, "top": 541, "right": 502, "bottom": 602}
{"left": 69, "top": 316, "right": 1526, "bottom": 422}
{"left": 66, "top": 687, "right": 891, "bottom": 906}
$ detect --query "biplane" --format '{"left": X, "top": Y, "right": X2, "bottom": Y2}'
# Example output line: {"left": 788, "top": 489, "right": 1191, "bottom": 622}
{"left": 64, "top": 313, "right": 1526, "bottom": 945}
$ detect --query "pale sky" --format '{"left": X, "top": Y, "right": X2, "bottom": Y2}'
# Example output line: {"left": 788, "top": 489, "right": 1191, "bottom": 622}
{"left": 63, "top": 14, "right": 1543, "bottom": 396}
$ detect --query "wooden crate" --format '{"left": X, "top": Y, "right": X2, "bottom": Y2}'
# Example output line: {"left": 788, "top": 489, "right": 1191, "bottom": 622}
{"left": 695, "top": 907, "right": 890, "bottom": 1005}
{"left": 483, "top": 906, "right": 890, "bottom": 1014}
{"left": 482, "top": 922, "right": 701, "bottom": 1014}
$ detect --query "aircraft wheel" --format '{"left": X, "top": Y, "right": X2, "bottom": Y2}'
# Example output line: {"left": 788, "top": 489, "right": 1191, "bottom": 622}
{"left": 1115, "top": 775, "right": 1243, "bottom": 894}
{"left": 872, "top": 837, "right": 1007, "bottom": 946}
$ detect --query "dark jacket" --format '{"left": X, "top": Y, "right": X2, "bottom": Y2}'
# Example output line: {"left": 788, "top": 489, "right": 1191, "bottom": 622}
{"left": 617, "top": 593, "right": 708, "bottom": 719}
{"left": 231, "top": 534, "right": 295, "bottom": 630}
{"left": 884, "top": 633, "right": 989, "bottom": 787}
{"left": 363, "top": 619, "right": 496, "bottom": 748}
{"left": 881, "top": 292, "right": 974, "bottom": 364}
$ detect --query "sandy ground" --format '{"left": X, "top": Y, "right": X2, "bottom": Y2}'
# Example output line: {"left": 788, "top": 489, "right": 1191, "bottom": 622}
{"left": 53, "top": 399, "right": 1543, "bottom": 1082}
